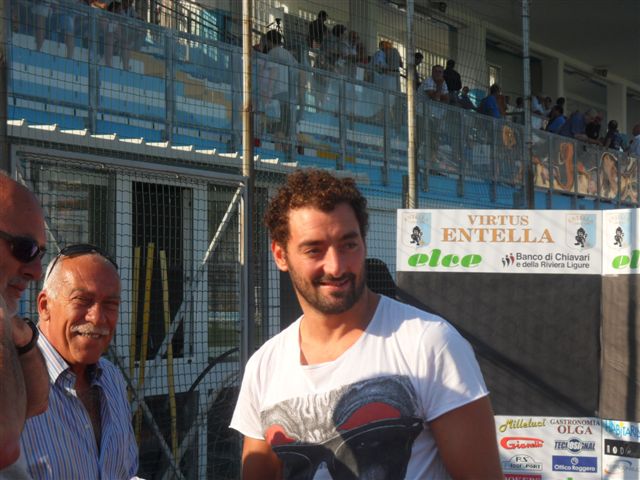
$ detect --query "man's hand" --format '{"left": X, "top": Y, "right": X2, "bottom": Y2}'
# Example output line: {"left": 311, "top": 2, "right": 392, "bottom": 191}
{"left": 242, "top": 436, "right": 283, "bottom": 480}
{"left": 12, "top": 316, "right": 49, "bottom": 417}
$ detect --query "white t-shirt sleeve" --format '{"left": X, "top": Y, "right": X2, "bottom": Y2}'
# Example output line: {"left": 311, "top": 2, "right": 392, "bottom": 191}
{"left": 420, "top": 324, "right": 488, "bottom": 422}
{"left": 229, "top": 355, "right": 266, "bottom": 440}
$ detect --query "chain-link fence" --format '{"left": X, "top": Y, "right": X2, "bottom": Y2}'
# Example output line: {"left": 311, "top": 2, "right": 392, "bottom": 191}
{"left": 3, "top": 0, "right": 640, "bottom": 477}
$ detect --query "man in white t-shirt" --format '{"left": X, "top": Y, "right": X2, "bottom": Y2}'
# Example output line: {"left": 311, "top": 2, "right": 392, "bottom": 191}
{"left": 230, "top": 169, "right": 503, "bottom": 479}
{"left": 418, "top": 64, "right": 449, "bottom": 104}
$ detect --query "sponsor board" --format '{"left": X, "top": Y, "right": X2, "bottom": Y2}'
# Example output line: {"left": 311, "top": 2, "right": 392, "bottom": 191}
{"left": 602, "top": 210, "right": 638, "bottom": 275}
{"left": 552, "top": 455, "right": 598, "bottom": 473}
{"left": 496, "top": 416, "right": 601, "bottom": 479}
{"left": 602, "top": 420, "right": 640, "bottom": 479}
{"left": 397, "top": 209, "right": 602, "bottom": 274}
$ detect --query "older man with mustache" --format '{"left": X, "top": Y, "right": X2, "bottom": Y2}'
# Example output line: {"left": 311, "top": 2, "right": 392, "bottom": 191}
{"left": 20, "top": 245, "right": 140, "bottom": 479}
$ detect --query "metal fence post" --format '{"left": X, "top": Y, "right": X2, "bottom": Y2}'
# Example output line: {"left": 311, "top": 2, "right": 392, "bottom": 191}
{"left": 338, "top": 77, "right": 346, "bottom": 170}
{"left": 382, "top": 90, "right": 390, "bottom": 186}
{"left": 88, "top": 8, "right": 98, "bottom": 134}
{"left": 164, "top": 30, "right": 175, "bottom": 143}
{"left": 0, "top": 0, "right": 9, "bottom": 172}
{"left": 490, "top": 118, "right": 497, "bottom": 203}
{"left": 456, "top": 108, "right": 464, "bottom": 197}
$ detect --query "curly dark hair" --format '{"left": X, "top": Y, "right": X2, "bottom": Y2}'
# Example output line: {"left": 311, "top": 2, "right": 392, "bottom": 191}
{"left": 265, "top": 169, "right": 368, "bottom": 246}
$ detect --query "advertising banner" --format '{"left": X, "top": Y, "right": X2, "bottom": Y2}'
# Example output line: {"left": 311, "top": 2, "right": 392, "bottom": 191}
{"left": 602, "top": 420, "right": 640, "bottom": 479}
{"left": 495, "top": 415, "right": 602, "bottom": 480}
{"left": 602, "top": 210, "right": 640, "bottom": 276}
{"left": 397, "top": 209, "right": 602, "bottom": 274}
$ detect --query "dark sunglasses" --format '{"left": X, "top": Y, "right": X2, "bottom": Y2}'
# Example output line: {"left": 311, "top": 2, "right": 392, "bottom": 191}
{"left": 45, "top": 244, "right": 118, "bottom": 280}
{"left": 0, "top": 229, "right": 46, "bottom": 263}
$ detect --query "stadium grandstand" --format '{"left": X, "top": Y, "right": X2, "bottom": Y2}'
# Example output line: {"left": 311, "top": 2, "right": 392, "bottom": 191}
{"left": 2, "top": 0, "right": 639, "bottom": 477}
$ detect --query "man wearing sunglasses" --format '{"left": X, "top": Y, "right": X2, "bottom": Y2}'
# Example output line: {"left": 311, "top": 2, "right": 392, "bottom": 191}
{"left": 19, "top": 245, "right": 139, "bottom": 479}
{"left": 0, "top": 173, "right": 49, "bottom": 476}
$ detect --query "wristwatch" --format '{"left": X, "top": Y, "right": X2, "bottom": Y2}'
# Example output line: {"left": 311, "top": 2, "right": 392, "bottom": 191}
{"left": 16, "top": 318, "right": 39, "bottom": 356}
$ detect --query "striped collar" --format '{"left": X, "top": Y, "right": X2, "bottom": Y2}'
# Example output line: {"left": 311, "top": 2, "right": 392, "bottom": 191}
{"left": 37, "top": 327, "right": 104, "bottom": 389}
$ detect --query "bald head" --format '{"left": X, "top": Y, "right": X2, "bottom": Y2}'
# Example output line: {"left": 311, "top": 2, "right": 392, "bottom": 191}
{"left": 0, "top": 172, "right": 46, "bottom": 315}
{"left": 0, "top": 172, "right": 42, "bottom": 226}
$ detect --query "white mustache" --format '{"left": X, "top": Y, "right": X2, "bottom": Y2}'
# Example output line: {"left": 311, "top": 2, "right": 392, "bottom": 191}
{"left": 71, "top": 324, "right": 110, "bottom": 336}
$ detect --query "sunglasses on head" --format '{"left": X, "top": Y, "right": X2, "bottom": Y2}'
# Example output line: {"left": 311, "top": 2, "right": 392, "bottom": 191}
{"left": 45, "top": 244, "right": 118, "bottom": 280}
{"left": 0, "top": 229, "right": 46, "bottom": 263}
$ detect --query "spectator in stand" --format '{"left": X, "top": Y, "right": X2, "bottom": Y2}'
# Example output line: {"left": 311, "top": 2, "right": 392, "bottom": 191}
{"left": 585, "top": 115, "right": 602, "bottom": 142}
{"left": 116, "top": 0, "right": 143, "bottom": 71}
{"left": 443, "top": 59, "right": 462, "bottom": 105}
{"left": 545, "top": 105, "right": 566, "bottom": 133}
{"left": 511, "top": 97, "right": 525, "bottom": 124}
{"left": 419, "top": 64, "right": 449, "bottom": 104}
{"left": 543, "top": 96, "right": 553, "bottom": 115}
{"left": 263, "top": 30, "right": 300, "bottom": 152}
{"left": 459, "top": 86, "right": 476, "bottom": 110}
{"left": 558, "top": 108, "right": 601, "bottom": 144}
{"left": 347, "top": 30, "right": 367, "bottom": 65}
{"left": 412, "top": 52, "right": 424, "bottom": 88}
{"left": 33, "top": 2, "right": 75, "bottom": 58}
{"left": 323, "top": 24, "right": 350, "bottom": 74}
{"left": 556, "top": 97, "right": 566, "bottom": 109}
{"left": 372, "top": 40, "right": 402, "bottom": 96}
{"left": 478, "top": 84, "right": 502, "bottom": 119}
{"left": 602, "top": 120, "right": 624, "bottom": 151}
{"left": 628, "top": 124, "right": 640, "bottom": 158}
{"left": 532, "top": 93, "right": 545, "bottom": 115}
{"left": 308, "top": 10, "right": 328, "bottom": 49}
{"left": 90, "top": 0, "right": 124, "bottom": 67}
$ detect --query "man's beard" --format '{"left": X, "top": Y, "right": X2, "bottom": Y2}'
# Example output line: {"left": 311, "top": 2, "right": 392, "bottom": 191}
{"left": 288, "top": 266, "right": 366, "bottom": 315}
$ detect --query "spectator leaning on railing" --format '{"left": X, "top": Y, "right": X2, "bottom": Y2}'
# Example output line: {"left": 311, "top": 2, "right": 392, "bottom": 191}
{"left": 558, "top": 108, "right": 601, "bottom": 145}
{"left": 629, "top": 124, "right": 640, "bottom": 157}
{"left": 544, "top": 105, "right": 566, "bottom": 134}
{"left": 602, "top": 120, "right": 624, "bottom": 152}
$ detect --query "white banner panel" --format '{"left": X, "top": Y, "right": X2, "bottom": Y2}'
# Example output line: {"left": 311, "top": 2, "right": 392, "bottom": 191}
{"left": 495, "top": 415, "right": 602, "bottom": 479}
{"left": 397, "top": 210, "right": 602, "bottom": 274}
{"left": 602, "top": 419, "right": 640, "bottom": 479}
{"left": 602, "top": 210, "right": 640, "bottom": 276}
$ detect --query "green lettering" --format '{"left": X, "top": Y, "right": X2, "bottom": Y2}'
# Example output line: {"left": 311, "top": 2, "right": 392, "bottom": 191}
{"left": 408, "top": 253, "right": 429, "bottom": 267}
{"left": 612, "top": 255, "right": 630, "bottom": 269}
{"left": 429, "top": 248, "right": 441, "bottom": 267}
{"left": 632, "top": 250, "right": 640, "bottom": 269}
{"left": 441, "top": 254, "right": 459, "bottom": 267}
{"left": 461, "top": 254, "right": 482, "bottom": 268}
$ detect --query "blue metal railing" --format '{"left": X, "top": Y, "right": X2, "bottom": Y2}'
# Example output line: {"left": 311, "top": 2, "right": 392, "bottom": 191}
{"left": 6, "top": 0, "right": 639, "bottom": 207}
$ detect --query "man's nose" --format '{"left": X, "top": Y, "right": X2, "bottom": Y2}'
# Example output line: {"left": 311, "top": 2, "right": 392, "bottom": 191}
{"left": 324, "top": 247, "right": 345, "bottom": 277}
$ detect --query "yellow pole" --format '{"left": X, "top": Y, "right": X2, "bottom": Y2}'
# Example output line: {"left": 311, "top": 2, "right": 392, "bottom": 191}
{"left": 160, "top": 250, "right": 178, "bottom": 461}
{"left": 135, "top": 242, "right": 155, "bottom": 443}
{"left": 128, "top": 246, "right": 141, "bottom": 402}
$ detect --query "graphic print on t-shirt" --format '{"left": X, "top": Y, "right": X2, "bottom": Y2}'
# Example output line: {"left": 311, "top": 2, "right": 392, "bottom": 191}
{"left": 261, "top": 375, "right": 423, "bottom": 479}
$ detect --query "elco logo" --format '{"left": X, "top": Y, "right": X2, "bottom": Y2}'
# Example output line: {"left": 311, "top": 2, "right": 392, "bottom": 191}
{"left": 407, "top": 249, "right": 482, "bottom": 268}
{"left": 612, "top": 250, "right": 640, "bottom": 269}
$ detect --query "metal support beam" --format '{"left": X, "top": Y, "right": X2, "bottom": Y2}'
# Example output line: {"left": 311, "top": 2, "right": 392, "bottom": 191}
{"left": 406, "top": 0, "right": 417, "bottom": 208}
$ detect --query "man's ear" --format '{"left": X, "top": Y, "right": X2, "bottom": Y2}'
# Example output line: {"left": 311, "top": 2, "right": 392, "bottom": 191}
{"left": 271, "top": 240, "right": 289, "bottom": 272}
{"left": 37, "top": 291, "right": 50, "bottom": 322}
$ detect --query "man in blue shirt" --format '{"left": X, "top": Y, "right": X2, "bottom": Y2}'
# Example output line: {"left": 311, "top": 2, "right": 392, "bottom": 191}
{"left": 479, "top": 84, "right": 502, "bottom": 119}
{"left": 545, "top": 105, "right": 566, "bottom": 133}
{"left": 558, "top": 108, "right": 601, "bottom": 144}
{"left": 21, "top": 246, "right": 139, "bottom": 479}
